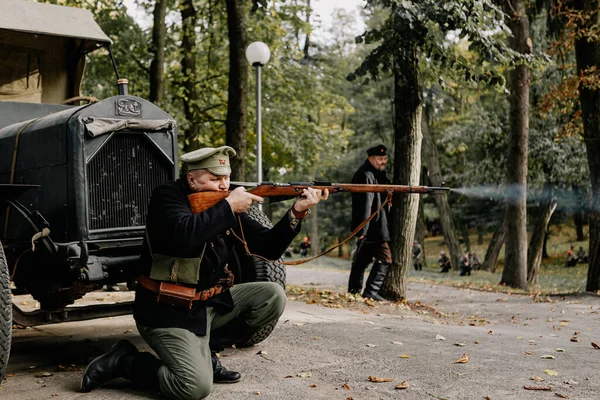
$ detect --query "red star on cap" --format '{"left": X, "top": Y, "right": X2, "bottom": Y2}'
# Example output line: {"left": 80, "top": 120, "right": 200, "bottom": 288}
{"left": 219, "top": 158, "right": 226, "bottom": 165}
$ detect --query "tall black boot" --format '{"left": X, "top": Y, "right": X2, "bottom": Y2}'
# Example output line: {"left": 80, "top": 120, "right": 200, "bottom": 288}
{"left": 362, "top": 261, "right": 388, "bottom": 301}
{"left": 348, "top": 262, "right": 366, "bottom": 295}
{"left": 211, "top": 352, "right": 241, "bottom": 383}
{"left": 81, "top": 339, "right": 156, "bottom": 392}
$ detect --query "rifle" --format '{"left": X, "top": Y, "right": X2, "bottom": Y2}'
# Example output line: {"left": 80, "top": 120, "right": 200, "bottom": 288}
{"left": 188, "top": 181, "right": 449, "bottom": 214}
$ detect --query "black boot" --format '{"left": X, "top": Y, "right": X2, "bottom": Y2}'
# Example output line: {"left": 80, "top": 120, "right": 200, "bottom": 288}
{"left": 362, "top": 261, "right": 388, "bottom": 301}
{"left": 212, "top": 352, "right": 241, "bottom": 383}
{"left": 81, "top": 340, "right": 138, "bottom": 392}
{"left": 348, "top": 263, "right": 366, "bottom": 295}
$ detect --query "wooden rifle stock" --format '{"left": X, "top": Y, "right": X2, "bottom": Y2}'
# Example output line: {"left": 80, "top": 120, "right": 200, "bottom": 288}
{"left": 187, "top": 181, "right": 450, "bottom": 214}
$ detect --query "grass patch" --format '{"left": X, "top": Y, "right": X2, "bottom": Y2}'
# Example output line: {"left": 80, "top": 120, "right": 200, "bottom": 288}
{"left": 291, "top": 223, "right": 593, "bottom": 295}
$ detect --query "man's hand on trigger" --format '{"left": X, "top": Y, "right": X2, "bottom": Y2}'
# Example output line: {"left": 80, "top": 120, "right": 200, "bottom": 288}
{"left": 225, "top": 187, "right": 264, "bottom": 213}
{"left": 293, "top": 188, "right": 329, "bottom": 212}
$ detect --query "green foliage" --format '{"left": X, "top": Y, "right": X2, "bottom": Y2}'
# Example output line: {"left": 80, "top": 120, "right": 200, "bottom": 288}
{"left": 349, "top": 0, "right": 528, "bottom": 90}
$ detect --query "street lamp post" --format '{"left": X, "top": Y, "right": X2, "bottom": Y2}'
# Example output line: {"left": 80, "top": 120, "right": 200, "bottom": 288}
{"left": 245, "top": 41, "right": 270, "bottom": 184}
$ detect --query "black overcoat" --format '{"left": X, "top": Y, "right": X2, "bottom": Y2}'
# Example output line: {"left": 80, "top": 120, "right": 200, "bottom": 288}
{"left": 350, "top": 159, "right": 391, "bottom": 242}
{"left": 133, "top": 179, "right": 300, "bottom": 335}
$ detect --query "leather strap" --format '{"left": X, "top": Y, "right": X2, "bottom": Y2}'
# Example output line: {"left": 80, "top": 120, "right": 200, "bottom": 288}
{"left": 230, "top": 190, "right": 394, "bottom": 266}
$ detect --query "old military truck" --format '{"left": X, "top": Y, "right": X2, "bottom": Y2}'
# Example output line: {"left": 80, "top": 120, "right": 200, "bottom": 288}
{"left": 0, "top": 0, "right": 179, "bottom": 379}
{"left": 0, "top": 0, "right": 285, "bottom": 380}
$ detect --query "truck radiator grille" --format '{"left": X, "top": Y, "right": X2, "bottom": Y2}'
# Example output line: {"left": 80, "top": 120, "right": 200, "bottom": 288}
{"left": 87, "top": 134, "right": 172, "bottom": 231}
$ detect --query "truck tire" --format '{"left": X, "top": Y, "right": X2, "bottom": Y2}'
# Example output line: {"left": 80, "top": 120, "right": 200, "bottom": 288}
{"left": 236, "top": 205, "right": 286, "bottom": 347}
{"left": 0, "top": 241, "right": 12, "bottom": 379}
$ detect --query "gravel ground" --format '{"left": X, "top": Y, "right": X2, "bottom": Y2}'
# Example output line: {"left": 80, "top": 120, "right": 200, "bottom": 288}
{"left": 2, "top": 262, "right": 600, "bottom": 400}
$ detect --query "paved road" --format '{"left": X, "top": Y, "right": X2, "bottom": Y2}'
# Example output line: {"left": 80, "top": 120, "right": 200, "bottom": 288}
{"left": 2, "top": 265, "right": 600, "bottom": 399}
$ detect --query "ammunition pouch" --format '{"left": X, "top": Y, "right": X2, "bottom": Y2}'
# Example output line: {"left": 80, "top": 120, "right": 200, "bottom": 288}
{"left": 156, "top": 281, "right": 197, "bottom": 310}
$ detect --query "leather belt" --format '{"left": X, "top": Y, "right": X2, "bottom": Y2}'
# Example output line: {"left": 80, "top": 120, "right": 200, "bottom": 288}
{"left": 138, "top": 275, "right": 224, "bottom": 303}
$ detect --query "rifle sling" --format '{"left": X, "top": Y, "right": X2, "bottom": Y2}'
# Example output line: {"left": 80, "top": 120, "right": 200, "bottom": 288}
{"left": 231, "top": 191, "right": 393, "bottom": 266}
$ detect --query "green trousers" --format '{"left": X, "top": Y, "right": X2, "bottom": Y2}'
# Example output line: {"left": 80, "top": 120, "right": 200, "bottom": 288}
{"left": 137, "top": 281, "right": 286, "bottom": 400}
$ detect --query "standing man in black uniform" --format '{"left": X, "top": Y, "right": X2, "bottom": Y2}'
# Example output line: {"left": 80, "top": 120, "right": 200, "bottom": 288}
{"left": 347, "top": 144, "right": 392, "bottom": 301}
{"left": 81, "top": 146, "right": 328, "bottom": 399}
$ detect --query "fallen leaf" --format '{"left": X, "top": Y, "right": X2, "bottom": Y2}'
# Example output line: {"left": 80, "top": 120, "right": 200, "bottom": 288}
{"left": 400, "top": 354, "right": 410, "bottom": 359}
{"left": 368, "top": 376, "right": 394, "bottom": 383}
{"left": 255, "top": 391, "right": 260, "bottom": 395}
{"left": 436, "top": 334, "right": 446, "bottom": 340}
{"left": 556, "top": 348, "right": 565, "bottom": 352}
{"left": 342, "top": 383, "right": 350, "bottom": 390}
{"left": 541, "top": 355, "right": 555, "bottom": 359}
{"left": 544, "top": 369, "right": 559, "bottom": 376}
{"left": 530, "top": 376, "right": 545, "bottom": 382}
{"left": 309, "top": 384, "right": 317, "bottom": 388}
{"left": 455, "top": 354, "right": 469, "bottom": 363}
{"left": 555, "top": 394, "right": 569, "bottom": 399}
{"left": 34, "top": 372, "right": 53, "bottom": 378}
{"left": 284, "top": 375, "right": 293, "bottom": 378}
{"left": 564, "top": 379, "right": 578, "bottom": 385}
{"left": 395, "top": 380, "right": 409, "bottom": 389}
{"left": 523, "top": 386, "right": 552, "bottom": 391}
{"left": 454, "top": 342, "right": 466, "bottom": 347}
{"left": 485, "top": 397, "right": 492, "bottom": 400}
{"left": 525, "top": 351, "right": 534, "bottom": 355}
{"left": 366, "top": 344, "right": 377, "bottom": 348}
{"left": 592, "top": 342, "right": 600, "bottom": 349}
{"left": 570, "top": 337, "right": 580, "bottom": 342}
{"left": 297, "top": 371, "right": 312, "bottom": 378}
{"left": 488, "top": 330, "right": 494, "bottom": 335}
{"left": 391, "top": 341, "right": 403, "bottom": 345}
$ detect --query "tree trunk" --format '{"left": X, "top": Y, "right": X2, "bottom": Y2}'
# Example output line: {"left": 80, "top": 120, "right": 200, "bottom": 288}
{"left": 303, "top": 0, "right": 311, "bottom": 60}
{"left": 461, "top": 224, "right": 471, "bottom": 253}
{"left": 421, "top": 100, "right": 462, "bottom": 270}
{"left": 180, "top": 0, "right": 202, "bottom": 154}
{"left": 527, "top": 184, "right": 557, "bottom": 285}
{"left": 480, "top": 216, "right": 507, "bottom": 273}
{"left": 573, "top": 0, "right": 600, "bottom": 292}
{"left": 572, "top": 185, "right": 585, "bottom": 241}
{"left": 225, "top": 0, "right": 248, "bottom": 181}
{"left": 149, "top": 0, "right": 168, "bottom": 104}
{"left": 415, "top": 197, "right": 425, "bottom": 262}
{"left": 542, "top": 229, "right": 550, "bottom": 259}
{"left": 382, "top": 46, "right": 422, "bottom": 301}
{"left": 500, "top": 0, "right": 530, "bottom": 290}
{"left": 477, "top": 226, "right": 484, "bottom": 245}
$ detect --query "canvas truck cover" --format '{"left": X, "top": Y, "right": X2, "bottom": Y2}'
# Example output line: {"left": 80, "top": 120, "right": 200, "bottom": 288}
{"left": 0, "top": 0, "right": 111, "bottom": 104}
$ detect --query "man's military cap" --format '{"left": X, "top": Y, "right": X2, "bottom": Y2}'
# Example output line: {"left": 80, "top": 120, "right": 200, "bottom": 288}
{"left": 180, "top": 145, "right": 237, "bottom": 175}
{"left": 367, "top": 144, "right": 387, "bottom": 156}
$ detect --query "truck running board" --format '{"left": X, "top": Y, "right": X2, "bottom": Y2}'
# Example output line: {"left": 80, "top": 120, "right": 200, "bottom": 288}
{"left": 12, "top": 301, "right": 134, "bottom": 327}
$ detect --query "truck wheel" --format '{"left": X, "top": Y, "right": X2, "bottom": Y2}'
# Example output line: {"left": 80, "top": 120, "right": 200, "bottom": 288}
{"left": 0, "top": 241, "right": 12, "bottom": 379}
{"left": 236, "top": 204, "right": 286, "bottom": 347}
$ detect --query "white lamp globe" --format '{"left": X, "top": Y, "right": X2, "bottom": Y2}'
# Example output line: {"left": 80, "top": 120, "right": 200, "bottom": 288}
{"left": 246, "top": 42, "right": 271, "bottom": 66}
